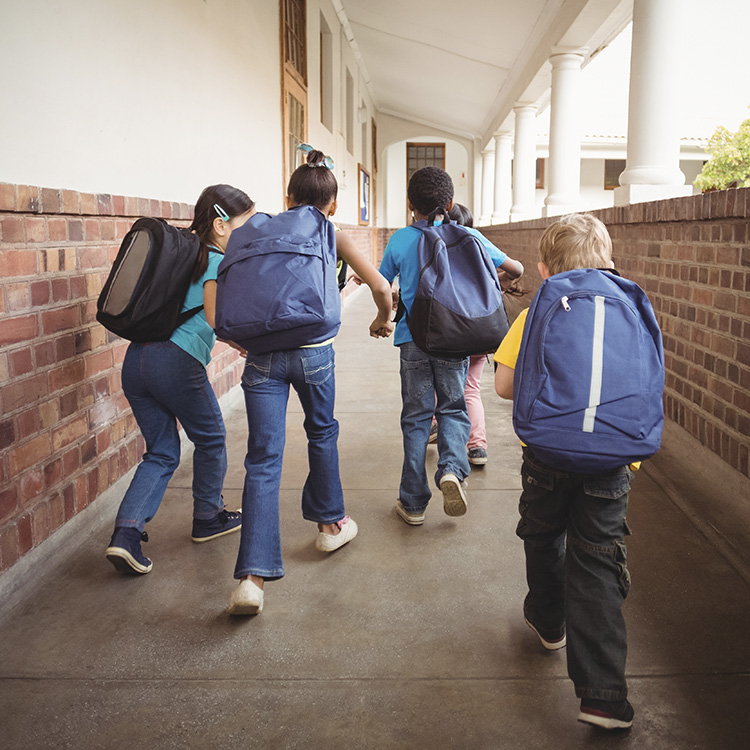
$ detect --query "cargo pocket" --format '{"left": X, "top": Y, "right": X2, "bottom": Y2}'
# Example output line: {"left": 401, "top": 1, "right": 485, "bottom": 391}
{"left": 242, "top": 353, "right": 272, "bottom": 387}
{"left": 583, "top": 468, "right": 632, "bottom": 500}
{"left": 614, "top": 540, "right": 631, "bottom": 599}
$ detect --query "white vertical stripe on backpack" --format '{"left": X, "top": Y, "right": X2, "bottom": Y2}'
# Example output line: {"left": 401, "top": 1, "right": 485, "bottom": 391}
{"left": 582, "top": 295, "right": 606, "bottom": 433}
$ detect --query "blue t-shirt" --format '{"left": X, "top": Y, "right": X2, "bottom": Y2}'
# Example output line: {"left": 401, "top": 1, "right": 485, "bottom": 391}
{"left": 378, "top": 223, "right": 508, "bottom": 346}
{"left": 169, "top": 250, "right": 223, "bottom": 366}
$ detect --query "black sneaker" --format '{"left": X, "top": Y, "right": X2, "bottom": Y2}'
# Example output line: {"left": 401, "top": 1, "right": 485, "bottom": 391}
{"left": 578, "top": 698, "right": 634, "bottom": 729}
{"left": 191, "top": 509, "right": 242, "bottom": 543}
{"left": 523, "top": 598, "right": 566, "bottom": 650}
{"left": 106, "top": 527, "right": 153, "bottom": 574}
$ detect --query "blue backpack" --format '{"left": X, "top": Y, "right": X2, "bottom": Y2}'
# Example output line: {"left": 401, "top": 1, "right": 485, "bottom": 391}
{"left": 214, "top": 205, "right": 341, "bottom": 355}
{"left": 513, "top": 268, "right": 665, "bottom": 473}
{"left": 406, "top": 219, "right": 509, "bottom": 358}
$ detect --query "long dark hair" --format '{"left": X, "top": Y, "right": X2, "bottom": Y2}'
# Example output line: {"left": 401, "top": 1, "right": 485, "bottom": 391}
{"left": 287, "top": 149, "right": 337, "bottom": 210}
{"left": 190, "top": 184, "right": 254, "bottom": 281}
{"left": 448, "top": 203, "right": 473, "bottom": 227}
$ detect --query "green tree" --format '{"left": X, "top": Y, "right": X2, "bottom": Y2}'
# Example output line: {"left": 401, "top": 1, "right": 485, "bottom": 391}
{"left": 695, "top": 116, "right": 750, "bottom": 191}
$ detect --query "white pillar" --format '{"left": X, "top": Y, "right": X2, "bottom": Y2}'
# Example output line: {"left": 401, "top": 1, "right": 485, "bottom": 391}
{"left": 510, "top": 105, "right": 537, "bottom": 222}
{"left": 479, "top": 147, "right": 495, "bottom": 226}
{"left": 615, "top": 0, "right": 692, "bottom": 206}
{"left": 543, "top": 50, "right": 585, "bottom": 217}
{"left": 491, "top": 132, "right": 513, "bottom": 224}
{"left": 472, "top": 138, "right": 483, "bottom": 220}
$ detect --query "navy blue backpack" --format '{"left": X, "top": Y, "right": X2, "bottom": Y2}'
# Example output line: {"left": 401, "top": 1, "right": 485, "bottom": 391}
{"left": 406, "top": 219, "right": 509, "bottom": 358}
{"left": 214, "top": 205, "right": 341, "bottom": 355}
{"left": 513, "top": 268, "right": 665, "bottom": 473}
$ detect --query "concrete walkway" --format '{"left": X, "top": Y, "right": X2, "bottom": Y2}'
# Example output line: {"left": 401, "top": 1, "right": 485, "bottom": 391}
{"left": 1, "top": 288, "right": 749, "bottom": 749}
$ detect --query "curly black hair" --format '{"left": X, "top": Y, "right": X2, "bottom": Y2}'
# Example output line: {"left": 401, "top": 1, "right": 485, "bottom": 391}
{"left": 407, "top": 166, "right": 454, "bottom": 217}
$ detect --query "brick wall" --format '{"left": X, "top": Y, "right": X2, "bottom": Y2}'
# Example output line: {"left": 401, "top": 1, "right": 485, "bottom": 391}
{"left": 479, "top": 187, "right": 750, "bottom": 480}
{"left": 0, "top": 184, "right": 245, "bottom": 574}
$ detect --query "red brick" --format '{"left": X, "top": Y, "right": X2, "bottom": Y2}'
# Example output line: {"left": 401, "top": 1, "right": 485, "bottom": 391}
{"left": 0, "top": 485, "right": 18, "bottom": 522}
{"left": 78, "top": 246, "right": 108, "bottom": 270}
{"left": 80, "top": 193, "right": 97, "bottom": 215}
{"left": 62, "top": 482, "right": 75, "bottom": 520}
{"left": 0, "top": 526, "right": 20, "bottom": 572}
{"left": 74, "top": 475, "right": 88, "bottom": 513}
{"left": 34, "top": 340, "right": 55, "bottom": 368}
{"left": 44, "top": 458, "right": 63, "bottom": 489}
{"left": 31, "top": 502, "right": 50, "bottom": 546}
{"left": 70, "top": 275, "right": 86, "bottom": 300}
{"left": 25, "top": 217, "right": 46, "bottom": 243}
{"left": 51, "top": 277, "right": 69, "bottom": 302}
{"left": 5, "top": 282, "right": 31, "bottom": 311}
{"left": 9, "top": 346, "right": 34, "bottom": 377}
{"left": 61, "top": 189, "right": 80, "bottom": 214}
{"left": 0, "top": 314, "right": 38, "bottom": 346}
{"left": 112, "top": 195, "right": 125, "bottom": 215}
{"left": 84, "top": 219, "right": 101, "bottom": 241}
{"left": 55, "top": 333, "right": 76, "bottom": 363}
{"left": 48, "top": 359, "right": 85, "bottom": 393}
{"left": 84, "top": 349, "right": 113, "bottom": 378}
{"left": 97, "top": 194, "right": 113, "bottom": 215}
{"left": 52, "top": 414, "right": 87, "bottom": 451}
{"left": 0, "top": 248, "right": 37, "bottom": 276}
{"left": 0, "top": 419, "right": 15, "bottom": 450}
{"left": 62, "top": 447, "right": 80, "bottom": 478}
{"left": 81, "top": 435, "right": 97, "bottom": 465}
{"left": 47, "top": 218, "right": 67, "bottom": 241}
{"left": 41, "top": 187, "right": 61, "bottom": 213}
{"left": 15, "top": 407, "right": 41, "bottom": 440}
{"left": 67, "top": 219, "right": 83, "bottom": 241}
{"left": 19, "top": 469, "right": 44, "bottom": 504}
{"left": 2, "top": 372, "right": 48, "bottom": 412}
{"left": 59, "top": 389, "right": 78, "bottom": 418}
{"left": 0, "top": 183, "right": 15, "bottom": 211}
{"left": 49, "top": 493, "right": 65, "bottom": 533}
{"left": 41, "top": 305, "right": 79, "bottom": 334}
{"left": 89, "top": 398, "right": 117, "bottom": 429}
{"left": 8, "top": 433, "right": 51, "bottom": 475}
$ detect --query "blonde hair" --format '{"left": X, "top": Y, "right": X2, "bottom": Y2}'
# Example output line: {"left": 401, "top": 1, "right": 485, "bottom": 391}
{"left": 538, "top": 213, "right": 613, "bottom": 275}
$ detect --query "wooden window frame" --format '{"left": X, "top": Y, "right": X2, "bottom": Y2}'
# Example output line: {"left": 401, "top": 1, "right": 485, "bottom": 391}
{"left": 604, "top": 159, "right": 626, "bottom": 190}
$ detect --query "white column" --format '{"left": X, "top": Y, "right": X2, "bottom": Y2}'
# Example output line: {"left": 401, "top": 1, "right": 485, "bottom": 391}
{"left": 614, "top": 0, "right": 692, "bottom": 206}
{"left": 479, "top": 147, "right": 495, "bottom": 226}
{"left": 543, "top": 50, "right": 585, "bottom": 217}
{"left": 491, "top": 132, "right": 513, "bottom": 224}
{"left": 510, "top": 105, "right": 537, "bottom": 222}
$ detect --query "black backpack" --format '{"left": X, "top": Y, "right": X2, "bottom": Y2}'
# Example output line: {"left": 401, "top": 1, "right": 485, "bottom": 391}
{"left": 97, "top": 217, "right": 204, "bottom": 342}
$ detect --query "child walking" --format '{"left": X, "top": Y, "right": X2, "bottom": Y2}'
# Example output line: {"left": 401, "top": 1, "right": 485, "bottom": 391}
{"left": 227, "top": 146, "right": 393, "bottom": 615}
{"left": 379, "top": 167, "right": 523, "bottom": 525}
{"left": 495, "top": 213, "right": 645, "bottom": 729}
{"left": 105, "top": 184, "right": 254, "bottom": 574}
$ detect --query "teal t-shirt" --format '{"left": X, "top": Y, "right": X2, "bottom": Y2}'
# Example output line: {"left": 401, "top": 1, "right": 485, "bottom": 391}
{"left": 169, "top": 250, "right": 223, "bottom": 367}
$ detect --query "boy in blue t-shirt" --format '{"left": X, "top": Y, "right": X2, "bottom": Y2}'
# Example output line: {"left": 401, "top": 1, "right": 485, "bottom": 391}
{"left": 379, "top": 167, "right": 523, "bottom": 525}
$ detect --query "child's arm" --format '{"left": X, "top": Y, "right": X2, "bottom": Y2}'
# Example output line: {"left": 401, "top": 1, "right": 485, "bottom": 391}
{"left": 498, "top": 256, "right": 524, "bottom": 280}
{"left": 494, "top": 364, "right": 515, "bottom": 400}
{"left": 336, "top": 232, "right": 395, "bottom": 338}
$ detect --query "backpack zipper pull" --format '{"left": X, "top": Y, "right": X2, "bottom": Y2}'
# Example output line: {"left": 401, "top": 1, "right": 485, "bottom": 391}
{"left": 561, "top": 296, "right": 571, "bottom": 311}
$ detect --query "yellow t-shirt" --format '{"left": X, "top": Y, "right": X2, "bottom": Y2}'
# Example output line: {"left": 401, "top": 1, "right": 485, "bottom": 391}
{"left": 492, "top": 307, "right": 639, "bottom": 471}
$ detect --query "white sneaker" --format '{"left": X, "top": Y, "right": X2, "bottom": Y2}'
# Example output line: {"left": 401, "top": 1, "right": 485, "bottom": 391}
{"left": 227, "top": 579, "right": 264, "bottom": 616}
{"left": 439, "top": 473, "right": 467, "bottom": 517}
{"left": 395, "top": 501, "right": 425, "bottom": 526}
{"left": 315, "top": 516, "right": 358, "bottom": 552}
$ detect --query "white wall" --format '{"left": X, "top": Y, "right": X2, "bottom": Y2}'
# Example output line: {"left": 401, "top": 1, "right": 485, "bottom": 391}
{"left": 0, "top": 0, "right": 286, "bottom": 210}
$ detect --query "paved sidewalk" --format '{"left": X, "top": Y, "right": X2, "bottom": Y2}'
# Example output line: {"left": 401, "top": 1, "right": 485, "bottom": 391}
{"left": 1, "top": 287, "right": 749, "bottom": 749}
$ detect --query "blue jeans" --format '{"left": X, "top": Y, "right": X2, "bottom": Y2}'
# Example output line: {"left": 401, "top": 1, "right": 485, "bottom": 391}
{"left": 234, "top": 344, "right": 345, "bottom": 580}
{"left": 517, "top": 447, "right": 633, "bottom": 701}
{"left": 115, "top": 342, "right": 227, "bottom": 531}
{"left": 398, "top": 342, "right": 470, "bottom": 513}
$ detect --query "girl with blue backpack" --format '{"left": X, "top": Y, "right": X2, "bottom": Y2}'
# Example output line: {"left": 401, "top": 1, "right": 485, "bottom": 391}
{"left": 225, "top": 146, "right": 394, "bottom": 615}
{"left": 105, "top": 184, "right": 255, "bottom": 575}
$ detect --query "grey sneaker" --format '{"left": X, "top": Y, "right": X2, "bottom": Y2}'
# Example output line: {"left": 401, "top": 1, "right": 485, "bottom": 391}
{"left": 439, "top": 473, "right": 467, "bottom": 516}
{"left": 468, "top": 447, "right": 488, "bottom": 465}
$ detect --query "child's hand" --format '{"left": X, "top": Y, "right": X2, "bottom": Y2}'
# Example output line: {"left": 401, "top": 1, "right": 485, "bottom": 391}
{"left": 347, "top": 271, "right": 364, "bottom": 286}
{"left": 369, "top": 318, "right": 395, "bottom": 338}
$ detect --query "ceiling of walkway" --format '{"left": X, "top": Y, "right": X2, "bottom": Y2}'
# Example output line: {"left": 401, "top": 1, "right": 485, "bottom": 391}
{"left": 339, "top": 0, "right": 633, "bottom": 145}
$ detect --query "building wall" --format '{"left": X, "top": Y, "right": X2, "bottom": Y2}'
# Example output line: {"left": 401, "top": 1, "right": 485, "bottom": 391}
{"left": 480, "top": 187, "right": 750, "bottom": 480}
{"left": 0, "top": 0, "right": 285, "bottom": 212}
